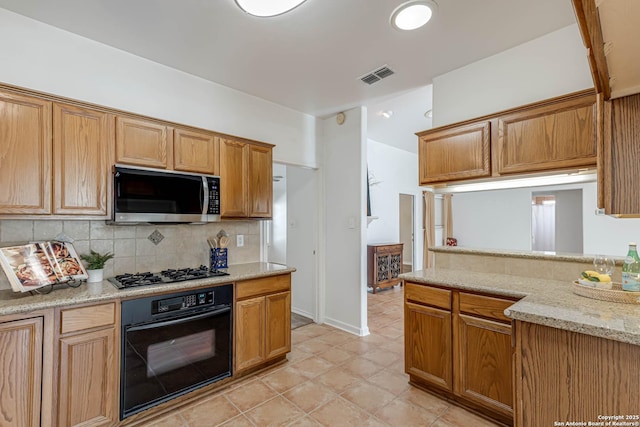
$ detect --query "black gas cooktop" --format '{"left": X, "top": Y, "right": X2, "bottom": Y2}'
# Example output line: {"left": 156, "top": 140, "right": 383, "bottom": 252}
{"left": 108, "top": 265, "right": 229, "bottom": 289}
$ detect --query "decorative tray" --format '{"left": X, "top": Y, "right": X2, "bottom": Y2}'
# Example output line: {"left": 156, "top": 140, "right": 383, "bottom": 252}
{"left": 572, "top": 281, "right": 640, "bottom": 305}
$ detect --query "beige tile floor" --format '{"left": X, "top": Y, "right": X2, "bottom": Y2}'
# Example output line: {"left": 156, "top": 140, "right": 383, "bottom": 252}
{"left": 145, "top": 286, "right": 501, "bottom": 426}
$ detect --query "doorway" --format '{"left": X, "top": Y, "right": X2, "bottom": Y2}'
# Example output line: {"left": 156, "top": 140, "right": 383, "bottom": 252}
{"left": 399, "top": 194, "right": 414, "bottom": 273}
{"left": 531, "top": 189, "right": 583, "bottom": 253}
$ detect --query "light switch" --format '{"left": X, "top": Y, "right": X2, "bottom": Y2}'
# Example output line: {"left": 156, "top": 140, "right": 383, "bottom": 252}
{"left": 237, "top": 235, "right": 244, "bottom": 247}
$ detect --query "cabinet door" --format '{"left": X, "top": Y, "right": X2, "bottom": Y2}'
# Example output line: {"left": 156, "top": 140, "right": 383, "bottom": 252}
{"left": 248, "top": 144, "right": 273, "bottom": 218}
{"left": 116, "top": 116, "right": 171, "bottom": 169}
{"left": 58, "top": 328, "right": 117, "bottom": 427}
{"left": 53, "top": 103, "right": 113, "bottom": 216}
{"left": 265, "top": 291, "right": 291, "bottom": 359}
{"left": 219, "top": 137, "right": 249, "bottom": 217}
{"left": 376, "top": 253, "right": 390, "bottom": 283}
{"left": 496, "top": 93, "right": 596, "bottom": 175}
{"left": 455, "top": 314, "right": 513, "bottom": 419}
{"left": 601, "top": 93, "right": 640, "bottom": 216}
{"left": 418, "top": 121, "right": 490, "bottom": 184}
{"left": 404, "top": 301, "right": 452, "bottom": 391}
{"left": 0, "top": 91, "right": 52, "bottom": 214}
{"left": 174, "top": 128, "right": 218, "bottom": 174}
{"left": 235, "top": 296, "right": 265, "bottom": 372}
{"left": 0, "top": 317, "right": 43, "bottom": 427}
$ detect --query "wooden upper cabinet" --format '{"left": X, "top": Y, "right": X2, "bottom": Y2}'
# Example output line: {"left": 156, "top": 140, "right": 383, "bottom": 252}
{"left": 248, "top": 144, "right": 273, "bottom": 218}
{"left": 0, "top": 316, "right": 44, "bottom": 427}
{"left": 53, "top": 103, "right": 113, "bottom": 216}
{"left": 0, "top": 90, "right": 52, "bottom": 214}
{"left": 417, "top": 121, "right": 490, "bottom": 184}
{"left": 495, "top": 92, "right": 597, "bottom": 175}
{"left": 219, "top": 137, "right": 249, "bottom": 217}
{"left": 601, "top": 93, "right": 640, "bottom": 216}
{"left": 174, "top": 127, "right": 219, "bottom": 175}
{"left": 116, "top": 116, "right": 172, "bottom": 169}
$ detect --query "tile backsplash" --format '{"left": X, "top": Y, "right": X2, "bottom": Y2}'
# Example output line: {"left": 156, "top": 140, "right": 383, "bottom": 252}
{"left": 0, "top": 220, "right": 261, "bottom": 291}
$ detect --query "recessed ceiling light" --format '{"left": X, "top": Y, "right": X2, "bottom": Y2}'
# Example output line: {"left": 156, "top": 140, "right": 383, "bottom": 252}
{"left": 390, "top": 0, "right": 437, "bottom": 31}
{"left": 379, "top": 110, "right": 393, "bottom": 119}
{"left": 235, "top": 0, "right": 307, "bottom": 17}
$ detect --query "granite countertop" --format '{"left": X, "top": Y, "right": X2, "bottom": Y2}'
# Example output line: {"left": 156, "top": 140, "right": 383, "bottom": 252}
{"left": 400, "top": 268, "right": 640, "bottom": 346}
{"left": 430, "top": 245, "right": 624, "bottom": 264}
{"left": 0, "top": 262, "right": 295, "bottom": 317}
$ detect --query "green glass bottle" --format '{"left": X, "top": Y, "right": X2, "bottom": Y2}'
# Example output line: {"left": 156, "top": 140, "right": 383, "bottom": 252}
{"left": 621, "top": 242, "right": 640, "bottom": 292}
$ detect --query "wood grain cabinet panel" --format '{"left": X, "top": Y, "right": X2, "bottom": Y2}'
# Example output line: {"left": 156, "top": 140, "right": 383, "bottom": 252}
{"left": 0, "top": 317, "right": 43, "bottom": 427}
{"left": 174, "top": 127, "right": 218, "bottom": 174}
{"left": 116, "top": 116, "right": 171, "bottom": 169}
{"left": 265, "top": 291, "right": 291, "bottom": 359}
{"left": 57, "top": 328, "right": 117, "bottom": 427}
{"left": 219, "top": 137, "right": 249, "bottom": 217}
{"left": 404, "top": 301, "right": 453, "bottom": 391}
{"left": 0, "top": 90, "right": 52, "bottom": 214}
{"left": 601, "top": 93, "right": 640, "bottom": 216}
{"left": 417, "top": 121, "right": 490, "bottom": 184}
{"left": 234, "top": 296, "right": 266, "bottom": 372}
{"left": 248, "top": 144, "right": 272, "bottom": 218}
{"left": 495, "top": 93, "right": 596, "bottom": 175}
{"left": 455, "top": 314, "right": 513, "bottom": 419}
{"left": 235, "top": 274, "right": 291, "bottom": 373}
{"left": 514, "top": 321, "right": 640, "bottom": 427}
{"left": 53, "top": 103, "right": 113, "bottom": 216}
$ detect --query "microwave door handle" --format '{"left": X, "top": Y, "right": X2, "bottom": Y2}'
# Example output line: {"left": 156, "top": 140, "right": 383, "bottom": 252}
{"left": 126, "top": 306, "right": 231, "bottom": 332}
{"left": 201, "top": 177, "right": 208, "bottom": 215}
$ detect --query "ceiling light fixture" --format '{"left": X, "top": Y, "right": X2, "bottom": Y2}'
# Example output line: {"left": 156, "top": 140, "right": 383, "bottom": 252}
{"left": 424, "top": 109, "right": 433, "bottom": 119}
{"left": 390, "top": 0, "right": 437, "bottom": 31}
{"left": 379, "top": 110, "right": 393, "bottom": 118}
{"left": 234, "top": 0, "right": 307, "bottom": 17}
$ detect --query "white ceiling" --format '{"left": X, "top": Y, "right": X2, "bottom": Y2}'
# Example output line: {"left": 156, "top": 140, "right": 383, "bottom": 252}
{"left": 0, "top": 0, "right": 578, "bottom": 153}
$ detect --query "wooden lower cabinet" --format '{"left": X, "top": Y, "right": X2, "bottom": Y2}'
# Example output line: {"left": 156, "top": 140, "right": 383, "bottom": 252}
{"left": 514, "top": 321, "right": 640, "bottom": 427}
{"left": 235, "top": 274, "right": 291, "bottom": 373}
{"left": 404, "top": 301, "right": 452, "bottom": 391}
{"left": 0, "top": 316, "right": 44, "bottom": 427}
{"left": 56, "top": 302, "right": 119, "bottom": 427}
{"left": 455, "top": 314, "right": 513, "bottom": 419}
{"left": 405, "top": 282, "right": 517, "bottom": 425}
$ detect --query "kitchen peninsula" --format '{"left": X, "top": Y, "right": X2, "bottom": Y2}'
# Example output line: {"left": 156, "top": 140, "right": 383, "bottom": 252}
{"left": 0, "top": 262, "right": 295, "bottom": 427}
{"left": 401, "top": 247, "right": 640, "bottom": 427}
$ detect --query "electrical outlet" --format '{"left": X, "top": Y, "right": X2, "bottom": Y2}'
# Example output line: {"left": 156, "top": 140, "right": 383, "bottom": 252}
{"left": 237, "top": 234, "right": 244, "bottom": 247}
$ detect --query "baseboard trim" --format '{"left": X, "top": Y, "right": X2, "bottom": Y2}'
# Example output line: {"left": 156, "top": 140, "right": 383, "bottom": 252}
{"left": 291, "top": 307, "right": 314, "bottom": 320}
{"left": 323, "top": 316, "right": 370, "bottom": 337}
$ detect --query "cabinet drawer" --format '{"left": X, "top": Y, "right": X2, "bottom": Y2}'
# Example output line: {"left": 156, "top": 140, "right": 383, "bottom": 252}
{"left": 405, "top": 283, "right": 451, "bottom": 310}
{"left": 236, "top": 274, "right": 291, "bottom": 300}
{"left": 458, "top": 293, "right": 515, "bottom": 323}
{"left": 60, "top": 302, "right": 116, "bottom": 334}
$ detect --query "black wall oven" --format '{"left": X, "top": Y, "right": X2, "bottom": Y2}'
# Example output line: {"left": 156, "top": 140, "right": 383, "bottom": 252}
{"left": 120, "top": 284, "right": 232, "bottom": 419}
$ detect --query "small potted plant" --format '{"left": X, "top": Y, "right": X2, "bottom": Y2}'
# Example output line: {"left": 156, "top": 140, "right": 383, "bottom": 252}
{"left": 80, "top": 250, "right": 114, "bottom": 283}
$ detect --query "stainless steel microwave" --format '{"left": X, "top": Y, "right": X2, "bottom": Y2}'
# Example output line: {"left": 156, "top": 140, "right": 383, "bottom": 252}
{"left": 113, "top": 166, "right": 221, "bottom": 223}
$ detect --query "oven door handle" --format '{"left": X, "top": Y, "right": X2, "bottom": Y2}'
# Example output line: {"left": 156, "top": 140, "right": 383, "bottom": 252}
{"left": 126, "top": 306, "right": 231, "bottom": 332}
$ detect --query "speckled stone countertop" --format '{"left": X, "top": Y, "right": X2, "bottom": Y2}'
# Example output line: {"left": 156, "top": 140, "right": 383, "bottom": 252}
{"left": 430, "top": 246, "right": 624, "bottom": 264}
{"left": 0, "top": 262, "right": 295, "bottom": 317}
{"left": 400, "top": 268, "right": 640, "bottom": 346}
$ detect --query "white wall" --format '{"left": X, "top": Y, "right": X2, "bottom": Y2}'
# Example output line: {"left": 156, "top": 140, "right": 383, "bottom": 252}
{"left": 268, "top": 164, "right": 287, "bottom": 264}
{"left": 286, "top": 166, "right": 319, "bottom": 320}
{"left": 320, "top": 107, "right": 368, "bottom": 336}
{"left": 432, "top": 24, "right": 593, "bottom": 126}
{"left": 450, "top": 182, "right": 640, "bottom": 257}
{"left": 0, "top": 8, "right": 318, "bottom": 168}
{"left": 366, "top": 139, "right": 424, "bottom": 270}
{"left": 555, "top": 190, "right": 583, "bottom": 253}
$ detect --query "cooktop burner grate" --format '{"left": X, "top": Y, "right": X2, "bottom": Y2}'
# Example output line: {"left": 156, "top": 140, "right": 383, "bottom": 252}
{"left": 109, "top": 265, "right": 229, "bottom": 289}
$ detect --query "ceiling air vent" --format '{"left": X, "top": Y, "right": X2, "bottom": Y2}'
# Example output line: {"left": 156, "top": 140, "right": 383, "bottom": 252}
{"left": 359, "top": 65, "right": 395, "bottom": 85}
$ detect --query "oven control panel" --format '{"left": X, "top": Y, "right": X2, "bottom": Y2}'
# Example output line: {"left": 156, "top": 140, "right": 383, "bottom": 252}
{"left": 152, "top": 290, "right": 214, "bottom": 314}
